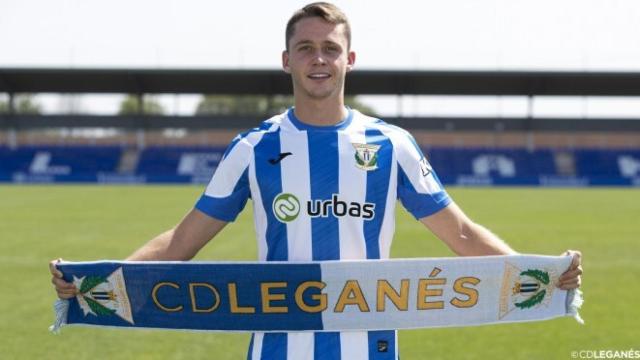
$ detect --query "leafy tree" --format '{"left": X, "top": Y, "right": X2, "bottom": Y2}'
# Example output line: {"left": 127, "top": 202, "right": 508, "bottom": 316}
{"left": 118, "top": 95, "right": 165, "bottom": 115}
{"left": 0, "top": 94, "right": 42, "bottom": 114}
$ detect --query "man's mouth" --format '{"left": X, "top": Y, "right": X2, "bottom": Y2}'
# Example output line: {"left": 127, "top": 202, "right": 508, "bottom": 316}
{"left": 307, "top": 73, "right": 331, "bottom": 79}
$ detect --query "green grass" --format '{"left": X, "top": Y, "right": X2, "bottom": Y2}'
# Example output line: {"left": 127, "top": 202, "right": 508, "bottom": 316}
{"left": 0, "top": 186, "right": 638, "bottom": 359}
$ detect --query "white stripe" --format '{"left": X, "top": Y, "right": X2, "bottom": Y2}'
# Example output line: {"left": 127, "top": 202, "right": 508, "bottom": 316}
{"left": 248, "top": 151, "right": 268, "bottom": 261}
{"left": 251, "top": 332, "right": 263, "bottom": 360}
{"left": 394, "top": 331, "right": 399, "bottom": 359}
{"left": 340, "top": 332, "right": 368, "bottom": 360}
{"left": 279, "top": 128, "right": 313, "bottom": 261}
{"left": 287, "top": 333, "right": 314, "bottom": 359}
{"left": 243, "top": 126, "right": 276, "bottom": 261}
{"left": 204, "top": 140, "right": 251, "bottom": 197}
{"left": 355, "top": 114, "right": 397, "bottom": 259}
{"left": 337, "top": 127, "right": 367, "bottom": 259}
{"left": 378, "top": 136, "right": 397, "bottom": 260}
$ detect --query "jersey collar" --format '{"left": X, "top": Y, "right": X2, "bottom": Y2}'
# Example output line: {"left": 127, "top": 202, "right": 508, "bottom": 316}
{"left": 287, "top": 107, "right": 353, "bottom": 131}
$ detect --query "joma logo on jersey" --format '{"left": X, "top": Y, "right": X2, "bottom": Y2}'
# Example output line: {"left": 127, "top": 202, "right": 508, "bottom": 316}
{"left": 273, "top": 193, "right": 375, "bottom": 223}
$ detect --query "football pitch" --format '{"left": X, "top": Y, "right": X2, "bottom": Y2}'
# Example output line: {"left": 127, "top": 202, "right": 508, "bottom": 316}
{"left": 1, "top": 185, "right": 638, "bottom": 359}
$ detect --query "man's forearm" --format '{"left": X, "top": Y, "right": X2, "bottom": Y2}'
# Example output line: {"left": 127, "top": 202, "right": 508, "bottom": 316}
{"left": 454, "top": 221, "right": 517, "bottom": 256}
{"left": 420, "top": 203, "right": 517, "bottom": 257}
{"left": 126, "top": 209, "right": 227, "bottom": 261}
{"left": 126, "top": 229, "right": 197, "bottom": 261}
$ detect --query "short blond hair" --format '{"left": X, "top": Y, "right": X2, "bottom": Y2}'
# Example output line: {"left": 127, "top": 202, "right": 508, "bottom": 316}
{"left": 285, "top": 2, "right": 351, "bottom": 50}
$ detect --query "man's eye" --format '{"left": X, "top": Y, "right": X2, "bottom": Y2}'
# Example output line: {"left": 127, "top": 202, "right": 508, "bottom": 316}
{"left": 298, "top": 46, "right": 311, "bottom": 51}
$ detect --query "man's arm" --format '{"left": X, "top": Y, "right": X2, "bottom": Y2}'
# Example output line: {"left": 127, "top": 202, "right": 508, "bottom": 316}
{"left": 127, "top": 209, "right": 227, "bottom": 261}
{"left": 420, "top": 202, "right": 516, "bottom": 256}
{"left": 50, "top": 209, "right": 227, "bottom": 299}
{"left": 421, "top": 202, "right": 582, "bottom": 290}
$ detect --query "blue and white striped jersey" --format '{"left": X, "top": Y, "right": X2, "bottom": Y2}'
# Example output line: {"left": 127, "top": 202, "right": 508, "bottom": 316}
{"left": 195, "top": 108, "right": 451, "bottom": 360}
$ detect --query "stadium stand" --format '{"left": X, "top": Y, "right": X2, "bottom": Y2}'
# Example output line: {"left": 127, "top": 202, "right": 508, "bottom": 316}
{"left": 1, "top": 68, "right": 638, "bottom": 186}
{"left": 2, "top": 145, "right": 639, "bottom": 186}
{"left": 0, "top": 145, "right": 122, "bottom": 183}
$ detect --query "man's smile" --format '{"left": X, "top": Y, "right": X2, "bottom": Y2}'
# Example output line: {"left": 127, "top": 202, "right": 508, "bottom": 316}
{"left": 307, "top": 72, "right": 332, "bottom": 80}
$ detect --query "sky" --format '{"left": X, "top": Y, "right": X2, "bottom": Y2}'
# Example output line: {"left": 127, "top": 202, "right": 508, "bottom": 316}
{"left": 1, "top": 0, "right": 640, "bottom": 116}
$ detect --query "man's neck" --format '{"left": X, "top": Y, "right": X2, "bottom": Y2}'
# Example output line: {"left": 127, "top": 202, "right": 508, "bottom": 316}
{"left": 292, "top": 96, "right": 348, "bottom": 126}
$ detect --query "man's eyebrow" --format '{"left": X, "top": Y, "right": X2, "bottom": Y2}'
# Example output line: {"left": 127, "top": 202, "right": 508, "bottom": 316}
{"left": 322, "top": 40, "right": 341, "bottom": 47}
{"left": 293, "top": 40, "right": 314, "bottom": 48}
{"left": 292, "top": 40, "right": 342, "bottom": 48}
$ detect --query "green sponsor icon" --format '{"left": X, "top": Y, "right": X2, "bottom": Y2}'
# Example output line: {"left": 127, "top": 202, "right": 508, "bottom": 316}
{"left": 273, "top": 193, "right": 300, "bottom": 222}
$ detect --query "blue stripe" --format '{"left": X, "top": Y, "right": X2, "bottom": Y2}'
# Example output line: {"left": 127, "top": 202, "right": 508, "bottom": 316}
{"left": 314, "top": 332, "right": 341, "bottom": 360}
{"left": 61, "top": 262, "right": 324, "bottom": 331}
{"left": 261, "top": 333, "right": 287, "bottom": 360}
{"left": 254, "top": 129, "right": 288, "bottom": 261}
{"left": 195, "top": 168, "right": 250, "bottom": 222}
{"left": 308, "top": 130, "right": 341, "bottom": 358}
{"left": 246, "top": 334, "right": 254, "bottom": 360}
{"left": 307, "top": 131, "right": 340, "bottom": 261}
{"left": 397, "top": 166, "right": 451, "bottom": 219}
{"left": 368, "top": 330, "right": 396, "bottom": 360}
{"left": 364, "top": 129, "right": 393, "bottom": 259}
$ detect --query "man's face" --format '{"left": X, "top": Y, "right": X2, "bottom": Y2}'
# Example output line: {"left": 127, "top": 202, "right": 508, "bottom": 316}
{"left": 283, "top": 17, "right": 355, "bottom": 101}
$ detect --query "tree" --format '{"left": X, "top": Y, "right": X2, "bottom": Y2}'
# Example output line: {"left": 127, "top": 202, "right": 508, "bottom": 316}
{"left": 196, "top": 95, "right": 271, "bottom": 116}
{"left": 118, "top": 95, "right": 165, "bottom": 115}
{"left": 195, "top": 95, "right": 377, "bottom": 117}
{"left": 0, "top": 94, "right": 42, "bottom": 114}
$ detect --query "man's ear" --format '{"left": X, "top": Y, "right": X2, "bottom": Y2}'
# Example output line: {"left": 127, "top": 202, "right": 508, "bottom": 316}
{"left": 282, "top": 50, "right": 291, "bottom": 74}
{"left": 346, "top": 50, "right": 356, "bottom": 72}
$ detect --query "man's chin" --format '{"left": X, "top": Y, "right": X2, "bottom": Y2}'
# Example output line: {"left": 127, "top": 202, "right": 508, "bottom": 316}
{"left": 303, "top": 88, "right": 336, "bottom": 100}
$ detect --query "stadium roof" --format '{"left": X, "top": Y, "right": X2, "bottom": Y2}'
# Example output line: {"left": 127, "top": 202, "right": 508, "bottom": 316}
{"left": 1, "top": 68, "right": 640, "bottom": 95}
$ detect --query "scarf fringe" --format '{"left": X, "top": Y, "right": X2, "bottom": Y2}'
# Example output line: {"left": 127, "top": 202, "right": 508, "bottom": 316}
{"left": 49, "top": 299, "right": 69, "bottom": 334}
{"left": 566, "top": 289, "right": 584, "bottom": 324}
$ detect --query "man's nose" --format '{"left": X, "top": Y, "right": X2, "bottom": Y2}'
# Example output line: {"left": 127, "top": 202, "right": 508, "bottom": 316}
{"left": 311, "top": 50, "right": 327, "bottom": 65}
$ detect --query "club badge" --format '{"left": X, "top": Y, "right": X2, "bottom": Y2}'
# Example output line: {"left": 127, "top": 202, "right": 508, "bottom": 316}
{"left": 353, "top": 143, "right": 381, "bottom": 171}
{"left": 73, "top": 267, "right": 134, "bottom": 324}
{"left": 499, "top": 262, "right": 557, "bottom": 320}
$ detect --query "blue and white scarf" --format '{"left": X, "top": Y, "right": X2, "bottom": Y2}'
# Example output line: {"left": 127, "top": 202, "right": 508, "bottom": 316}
{"left": 50, "top": 255, "right": 583, "bottom": 333}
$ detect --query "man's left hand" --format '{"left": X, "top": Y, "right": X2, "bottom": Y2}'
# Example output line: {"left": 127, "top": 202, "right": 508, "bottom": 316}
{"left": 557, "top": 250, "right": 582, "bottom": 290}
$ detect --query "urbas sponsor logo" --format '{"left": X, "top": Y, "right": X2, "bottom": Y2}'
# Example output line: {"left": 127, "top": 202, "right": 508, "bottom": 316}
{"left": 307, "top": 194, "right": 375, "bottom": 220}
{"left": 273, "top": 193, "right": 375, "bottom": 222}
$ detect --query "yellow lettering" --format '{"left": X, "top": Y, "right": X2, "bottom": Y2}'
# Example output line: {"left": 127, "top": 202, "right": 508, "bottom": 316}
{"left": 189, "top": 283, "right": 221, "bottom": 313}
{"left": 261, "top": 282, "right": 288, "bottom": 313}
{"left": 417, "top": 278, "right": 446, "bottom": 310}
{"left": 451, "top": 277, "right": 480, "bottom": 308}
{"left": 151, "top": 282, "right": 183, "bottom": 312}
{"left": 334, "top": 280, "right": 370, "bottom": 313}
{"left": 295, "top": 281, "right": 327, "bottom": 313}
{"left": 376, "top": 279, "right": 409, "bottom": 312}
{"left": 228, "top": 283, "right": 256, "bottom": 314}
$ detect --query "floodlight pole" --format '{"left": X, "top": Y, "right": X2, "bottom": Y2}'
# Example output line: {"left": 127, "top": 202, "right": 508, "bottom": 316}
{"left": 7, "top": 92, "right": 17, "bottom": 149}
{"left": 8, "top": 91, "right": 15, "bottom": 115}
{"left": 136, "top": 92, "right": 146, "bottom": 149}
{"left": 526, "top": 94, "right": 534, "bottom": 151}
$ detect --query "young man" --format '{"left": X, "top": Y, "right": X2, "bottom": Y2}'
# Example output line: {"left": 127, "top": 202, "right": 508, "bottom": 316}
{"left": 50, "top": 2, "right": 583, "bottom": 359}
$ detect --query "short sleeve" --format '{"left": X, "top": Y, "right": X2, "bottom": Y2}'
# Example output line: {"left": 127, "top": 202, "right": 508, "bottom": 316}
{"left": 194, "top": 137, "right": 252, "bottom": 222}
{"left": 396, "top": 134, "right": 451, "bottom": 219}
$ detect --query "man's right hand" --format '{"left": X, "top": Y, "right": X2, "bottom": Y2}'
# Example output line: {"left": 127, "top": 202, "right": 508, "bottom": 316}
{"left": 49, "top": 258, "right": 77, "bottom": 299}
